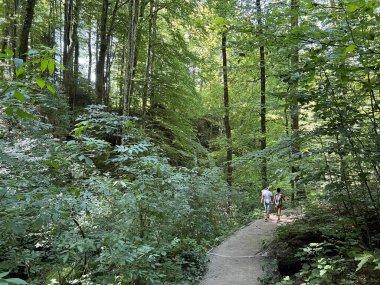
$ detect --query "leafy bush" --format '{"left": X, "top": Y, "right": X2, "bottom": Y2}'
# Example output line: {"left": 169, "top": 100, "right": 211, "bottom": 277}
{"left": 272, "top": 206, "right": 380, "bottom": 285}
{"left": 0, "top": 101, "right": 239, "bottom": 284}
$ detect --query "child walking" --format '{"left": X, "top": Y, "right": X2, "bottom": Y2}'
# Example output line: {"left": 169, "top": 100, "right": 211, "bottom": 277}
{"left": 274, "top": 188, "right": 285, "bottom": 223}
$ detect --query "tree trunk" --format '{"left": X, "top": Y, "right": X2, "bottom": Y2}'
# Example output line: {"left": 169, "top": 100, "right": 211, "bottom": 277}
{"left": 105, "top": 38, "right": 114, "bottom": 107}
{"left": 73, "top": 29, "right": 79, "bottom": 106}
{"left": 1, "top": 1, "right": 10, "bottom": 53}
{"left": 142, "top": 0, "right": 156, "bottom": 128}
{"left": 58, "top": 0, "right": 63, "bottom": 80}
{"left": 95, "top": 0, "right": 120, "bottom": 105}
{"left": 18, "top": 0, "right": 36, "bottom": 61}
{"left": 290, "top": 0, "right": 302, "bottom": 199}
{"left": 123, "top": 0, "right": 140, "bottom": 116}
{"left": 119, "top": 34, "right": 126, "bottom": 111}
{"left": 95, "top": 0, "right": 109, "bottom": 105}
{"left": 12, "top": 0, "right": 21, "bottom": 57}
{"left": 256, "top": 0, "right": 267, "bottom": 189}
{"left": 87, "top": 18, "right": 92, "bottom": 82}
{"left": 222, "top": 31, "right": 233, "bottom": 187}
{"left": 63, "top": 0, "right": 80, "bottom": 107}
{"left": 47, "top": 0, "right": 56, "bottom": 48}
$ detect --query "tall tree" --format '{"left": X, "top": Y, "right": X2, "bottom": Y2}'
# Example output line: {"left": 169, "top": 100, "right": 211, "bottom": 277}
{"left": 122, "top": 0, "right": 140, "bottom": 116}
{"left": 142, "top": 0, "right": 157, "bottom": 128}
{"left": 18, "top": 0, "right": 36, "bottom": 61}
{"left": 87, "top": 17, "right": 92, "bottom": 82}
{"left": 222, "top": 30, "right": 233, "bottom": 187}
{"left": 256, "top": 0, "right": 267, "bottom": 189}
{"left": 290, "top": 0, "right": 301, "bottom": 200}
{"left": 63, "top": 0, "right": 80, "bottom": 107}
{"left": 95, "top": 0, "right": 120, "bottom": 105}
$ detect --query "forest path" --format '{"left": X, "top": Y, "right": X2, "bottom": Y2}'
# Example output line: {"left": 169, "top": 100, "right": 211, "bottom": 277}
{"left": 199, "top": 213, "right": 295, "bottom": 285}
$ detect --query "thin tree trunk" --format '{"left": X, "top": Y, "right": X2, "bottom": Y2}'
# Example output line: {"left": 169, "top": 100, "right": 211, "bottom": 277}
{"left": 59, "top": 0, "right": 63, "bottom": 80}
{"left": 119, "top": 34, "right": 126, "bottom": 111}
{"left": 123, "top": 0, "right": 140, "bottom": 116}
{"left": 1, "top": 1, "right": 10, "bottom": 53}
{"left": 95, "top": 0, "right": 120, "bottom": 105}
{"left": 105, "top": 38, "right": 114, "bottom": 107}
{"left": 63, "top": 0, "right": 80, "bottom": 107}
{"left": 73, "top": 28, "right": 79, "bottom": 107}
{"left": 87, "top": 18, "right": 92, "bottom": 82}
{"left": 12, "top": 0, "right": 20, "bottom": 56}
{"left": 142, "top": 0, "right": 156, "bottom": 128}
{"left": 290, "top": 0, "right": 302, "bottom": 199}
{"left": 48, "top": 0, "right": 56, "bottom": 48}
{"left": 95, "top": 0, "right": 109, "bottom": 105}
{"left": 256, "top": 0, "right": 267, "bottom": 189}
{"left": 129, "top": 0, "right": 148, "bottom": 114}
{"left": 222, "top": 31, "right": 233, "bottom": 187}
{"left": 18, "top": 0, "right": 36, "bottom": 61}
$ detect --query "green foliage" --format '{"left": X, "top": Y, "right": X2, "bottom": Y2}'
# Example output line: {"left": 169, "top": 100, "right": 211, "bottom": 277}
{"left": 0, "top": 272, "right": 27, "bottom": 285}
{"left": 0, "top": 102, "right": 239, "bottom": 284}
{"left": 273, "top": 206, "right": 380, "bottom": 285}
{"left": 354, "top": 251, "right": 380, "bottom": 272}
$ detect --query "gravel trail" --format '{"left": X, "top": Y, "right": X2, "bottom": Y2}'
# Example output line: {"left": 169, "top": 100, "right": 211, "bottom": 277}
{"left": 199, "top": 213, "right": 295, "bottom": 285}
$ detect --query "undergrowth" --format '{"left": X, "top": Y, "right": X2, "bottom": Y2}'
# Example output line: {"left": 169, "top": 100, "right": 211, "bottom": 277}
{"left": 264, "top": 206, "right": 380, "bottom": 285}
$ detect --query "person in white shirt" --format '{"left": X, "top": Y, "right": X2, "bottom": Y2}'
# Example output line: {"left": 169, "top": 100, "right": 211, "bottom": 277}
{"left": 261, "top": 186, "right": 273, "bottom": 221}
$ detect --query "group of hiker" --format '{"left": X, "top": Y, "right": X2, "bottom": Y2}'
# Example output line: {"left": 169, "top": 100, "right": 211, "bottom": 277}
{"left": 260, "top": 186, "right": 285, "bottom": 223}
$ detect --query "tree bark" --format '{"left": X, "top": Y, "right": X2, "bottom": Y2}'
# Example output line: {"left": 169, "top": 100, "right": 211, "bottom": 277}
{"left": 87, "top": 18, "right": 92, "bottom": 82}
{"left": 105, "top": 38, "right": 114, "bottom": 107}
{"left": 12, "top": 0, "right": 21, "bottom": 56}
{"left": 95, "top": 0, "right": 109, "bottom": 105}
{"left": 18, "top": 0, "right": 36, "bottom": 61}
{"left": 222, "top": 31, "right": 233, "bottom": 187}
{"left": 119, "top": 34, "right": 126, "bottom": 111}
{"left": 95, "top": 0, "right": 120, "bottom": 105}
{"left": 63, "top": 0, "right": 80, "bottom": 108}
{"left": 1, "top": 1, "right": 10, "bottom": 53}
{"left": 142, "top": 0, "right": 156, "bottom": 128}
{"left": 123, "top": 0, "right": 140, "bottom": 116}
{"left": 256, "top": 0, "right": 267, "bottom": 189}
{"left": 290, "top": 0, "right": 302, "bottom": 199}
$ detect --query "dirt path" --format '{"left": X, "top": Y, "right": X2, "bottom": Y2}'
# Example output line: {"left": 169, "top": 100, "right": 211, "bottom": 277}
{"left": 199, "top": 213, "right": 295, "bottom": 285}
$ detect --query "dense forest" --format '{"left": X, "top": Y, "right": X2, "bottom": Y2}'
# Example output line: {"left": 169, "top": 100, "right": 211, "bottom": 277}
{"left": 1, "top": 0, "right": 380, "bottom": 284}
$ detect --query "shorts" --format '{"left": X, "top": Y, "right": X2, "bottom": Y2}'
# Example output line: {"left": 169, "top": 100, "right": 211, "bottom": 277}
{"left": 264, "top": 201, "right": 271, "bottom": 211}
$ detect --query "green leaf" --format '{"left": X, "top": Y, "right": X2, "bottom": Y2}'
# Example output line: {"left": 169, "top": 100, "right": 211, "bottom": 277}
{"left": 211, "top": 16, "right": 229, "bottom": 26}
{"left": 46, "top": 83, "right": 56, "bottom": 94}
{"left": 48, "top": 61, "right": 55, "bottom": 74}
{"left": 355, "top": 253, "right": 372, "bottom": 271}
{"left": 46, "top": 160, "right": 59, "bottom": 168}
{"left": 0, "top": 272, "right": 9, "bottom": 278}
{"left": 36, "top": 79, "right": 46, "bottom": 89}
{"left": 5, "top": 49, "right": 14, "bottom": 56}
{"left": 320, "top": 269, "right": 327, "bottom": 276}
{"left": 5, "top": 107, "right": 13, "bottom": 116}
{"left": 15, "top": 109, "right": 36, "bottom": 120}
{"left": 41, "top": 60, "right": 48, "bottom": 72}
{"left": 4, "top": 278, "right": 27, "bottom": 285}
{"left": 16, "top": 68, "right": 25, "bottom": 77}
{"left": 346, "top": 44, "right": 356, "bottom": 52}
{"left": 14, "top": 90, "right": 25, "bottom": 102}
{"left": 63, "top": 253, "right": 69, "bottom": 263}
{"left": 347, "top": 4, "right": 360, "bottom": 12}
{"left": 56, "top": 62, "right": 65, "bottom": 70}
{"left": 77, "top": 245, "right": 84, "bottom": 252}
